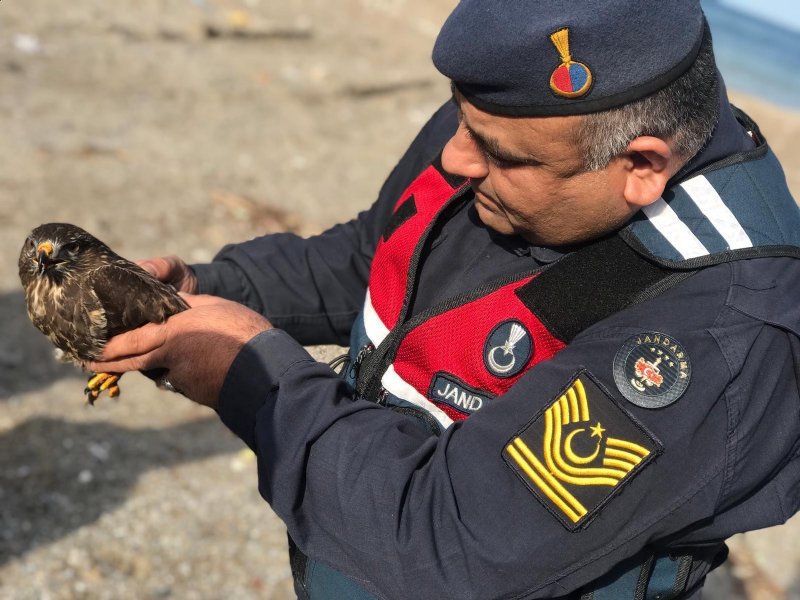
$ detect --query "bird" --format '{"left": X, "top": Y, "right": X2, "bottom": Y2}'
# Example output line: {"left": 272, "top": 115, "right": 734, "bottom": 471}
{"left": 18, "top": 222, "right": 188, "bottom": 403}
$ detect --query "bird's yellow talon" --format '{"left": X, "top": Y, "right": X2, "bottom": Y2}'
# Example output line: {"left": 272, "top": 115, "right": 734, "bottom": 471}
{"left": 86, "top": 388, "right": 100, "bottom": 405}
{"left": 85, "top": 372, "right": 122, "bottom": 404}
{"left": 99, "top": 374, "right": 119, "bottom": 391}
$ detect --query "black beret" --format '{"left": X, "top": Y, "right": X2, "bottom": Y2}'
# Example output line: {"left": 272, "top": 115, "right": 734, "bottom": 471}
{"left": 432, "top": 0, "right": 706, "bottom": 116}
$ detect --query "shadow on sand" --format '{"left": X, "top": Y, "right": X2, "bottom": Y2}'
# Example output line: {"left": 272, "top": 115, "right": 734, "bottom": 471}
{"left": 0, "top": 416, "right": 243, "bottom": 564}
{"left": 0, "top": 290, "right": 78, "bottom": 401}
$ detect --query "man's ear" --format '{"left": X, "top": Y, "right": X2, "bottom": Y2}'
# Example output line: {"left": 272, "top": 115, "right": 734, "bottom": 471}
{"left": 622, "top": 137, "right": 680, "bottom": 208}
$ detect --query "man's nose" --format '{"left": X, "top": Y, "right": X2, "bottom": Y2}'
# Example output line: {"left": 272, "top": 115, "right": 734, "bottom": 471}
{"left": 441, "top": 124, "right": 489, "bottom": 180}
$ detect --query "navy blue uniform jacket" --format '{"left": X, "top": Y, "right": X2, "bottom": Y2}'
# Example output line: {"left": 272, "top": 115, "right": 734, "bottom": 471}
{"left": 191, "top": 100, "right": 800, "bottom": 599}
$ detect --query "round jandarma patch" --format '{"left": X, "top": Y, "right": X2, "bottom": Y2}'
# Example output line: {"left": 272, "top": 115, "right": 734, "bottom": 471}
{"left": 612, "top": 332, "right": 691, "bottom": 409}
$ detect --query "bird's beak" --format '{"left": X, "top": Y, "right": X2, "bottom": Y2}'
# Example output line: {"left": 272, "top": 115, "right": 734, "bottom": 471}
{"left": 35, "top": 241, "right": 55, "bottom": 275}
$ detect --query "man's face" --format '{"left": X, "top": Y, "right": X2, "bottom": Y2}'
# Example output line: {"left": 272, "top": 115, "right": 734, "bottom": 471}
{"left": 442, "top": 95, "right": 638, "bottom": 246}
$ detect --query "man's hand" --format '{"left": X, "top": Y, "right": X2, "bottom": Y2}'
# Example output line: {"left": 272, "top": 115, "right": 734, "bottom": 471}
{"left": 137, "top": 255, "right": 199, "bottom": 294}
{"left": 88, "top": 294, "right": 272, "bottom": 409}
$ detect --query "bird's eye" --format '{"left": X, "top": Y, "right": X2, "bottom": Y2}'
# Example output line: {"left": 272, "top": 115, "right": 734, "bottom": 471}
{"left": 27, "top": 238, "right": 36, "bottom": 251}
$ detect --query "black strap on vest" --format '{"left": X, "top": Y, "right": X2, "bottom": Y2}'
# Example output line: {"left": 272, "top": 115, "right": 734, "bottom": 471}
{"left": 356, "top": 231, "right": 696, "bottom": 403}
{"left": 578, "top": 542, "right": 728, "bottom": 600}
{"left": 515, "top": 233, "right": 695, "bottom": 343}
{"left": 288, "top": 535, "right": 311, "bottom": 600}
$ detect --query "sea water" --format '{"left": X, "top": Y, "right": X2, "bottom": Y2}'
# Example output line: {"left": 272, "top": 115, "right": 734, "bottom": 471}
{"left": 703, "top": 0, "right": 800, "bottom": 110}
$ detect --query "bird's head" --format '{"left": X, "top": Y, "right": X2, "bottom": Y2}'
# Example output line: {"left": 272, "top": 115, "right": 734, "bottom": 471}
{"left": 19, "top": 223, "right": 110, "bottom": 280}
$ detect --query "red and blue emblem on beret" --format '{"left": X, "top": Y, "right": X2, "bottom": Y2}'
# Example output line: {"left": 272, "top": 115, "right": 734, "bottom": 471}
{"left": 549, "top": 28, "right": 593, "bottom": 98}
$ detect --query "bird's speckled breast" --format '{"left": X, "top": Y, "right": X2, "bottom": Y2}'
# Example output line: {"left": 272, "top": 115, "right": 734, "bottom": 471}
{"left": 25, "top": 271, "right": 107, "bottom": 362}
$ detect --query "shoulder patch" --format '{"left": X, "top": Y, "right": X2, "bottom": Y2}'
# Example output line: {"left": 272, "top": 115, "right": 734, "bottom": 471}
{"left": 612, "top": 332, "right": 691, "bottom": 409}
{"left": 484, "top": 320, "right": 533, "bottom": 378}
{"left": 503, "top": 371, "right": 661, "bottom": 530}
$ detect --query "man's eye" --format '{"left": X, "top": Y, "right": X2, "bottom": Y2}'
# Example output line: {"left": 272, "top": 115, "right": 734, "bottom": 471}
{"left": 485, "top": 152, "right": 519, "bottom": 168}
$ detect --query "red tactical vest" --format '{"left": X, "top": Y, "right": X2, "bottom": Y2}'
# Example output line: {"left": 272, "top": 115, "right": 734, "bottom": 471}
{"left": 350, "top": 158, "right": 679, "bottom": 429}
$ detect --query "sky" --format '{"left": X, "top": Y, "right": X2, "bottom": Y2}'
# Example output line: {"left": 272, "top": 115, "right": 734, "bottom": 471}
{"left": 718, "top": 0, "right": 800, "bottom": 32}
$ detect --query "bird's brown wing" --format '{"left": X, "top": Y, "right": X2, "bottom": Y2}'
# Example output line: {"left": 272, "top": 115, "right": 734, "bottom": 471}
{"left": 87, "top": 262, "right": 189, "bottom": 339}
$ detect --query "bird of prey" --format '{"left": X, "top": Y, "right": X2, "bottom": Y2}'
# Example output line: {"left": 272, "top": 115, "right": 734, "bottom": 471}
{"left": 19, "top": 222, "right": 188, "bottom": 403}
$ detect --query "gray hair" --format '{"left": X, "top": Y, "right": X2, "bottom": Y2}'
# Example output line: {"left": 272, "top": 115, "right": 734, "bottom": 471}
{"left": 577, "top": 31, "right": 720, "bottom": 171}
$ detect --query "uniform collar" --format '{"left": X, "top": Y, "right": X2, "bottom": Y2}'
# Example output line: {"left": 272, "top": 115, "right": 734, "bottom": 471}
{"left": 511, "top": 239, "right": 571, "bottom": 265}
{"left": 670, "top": 73, "right": 756, "bottom": 184}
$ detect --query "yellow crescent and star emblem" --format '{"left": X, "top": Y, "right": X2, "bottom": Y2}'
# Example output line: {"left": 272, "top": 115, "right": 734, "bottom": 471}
{"left": 503, "top": 371, "right": 660, "bottom": 529}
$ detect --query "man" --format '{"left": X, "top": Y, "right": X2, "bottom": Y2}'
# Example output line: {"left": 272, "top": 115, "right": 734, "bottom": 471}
{"left": 91, "top": 1, "right": 800, "bottom": 598}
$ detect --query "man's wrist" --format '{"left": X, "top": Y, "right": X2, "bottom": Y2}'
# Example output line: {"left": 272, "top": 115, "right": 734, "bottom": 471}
{"left": 191, "top": 261, "right": 243, "bottom": 298}
{"left": 217, "top": 329, "right": 314, "bottom": 448}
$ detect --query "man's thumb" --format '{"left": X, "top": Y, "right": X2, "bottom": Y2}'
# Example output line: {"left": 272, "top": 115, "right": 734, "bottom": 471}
{"left": 137, "top": 259, "right": 161, "bottom": 278}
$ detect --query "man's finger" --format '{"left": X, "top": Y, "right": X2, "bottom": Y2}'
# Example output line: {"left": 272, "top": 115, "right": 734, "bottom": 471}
{"left": 87, "top": 349, "right": 162, "bottom": 374}
{"left": 180, "top": 293, "right": 224, "bottom": 308}
{"left": 137, "top": 256, "right": 183, "bottom": 281}
{"left": 136, "top": 259, "right": 160, "bottom": 277}
{"left": 138, "top": 257, "right": 173, "bottom": 280}
{"left": 100, "top": 322, "right": 168, "bottom": 360}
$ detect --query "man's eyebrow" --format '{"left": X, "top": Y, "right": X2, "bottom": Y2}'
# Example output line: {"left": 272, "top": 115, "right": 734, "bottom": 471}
{"left": 452, "top": 85, "right": 542, "bottom": 166}
{"left": 463, "top": 118, "right": 540, "bottom": 166}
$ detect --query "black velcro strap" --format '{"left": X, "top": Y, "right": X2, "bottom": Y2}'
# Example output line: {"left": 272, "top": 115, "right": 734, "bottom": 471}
{"left": 515, "top": 235, "right": 680, "bottom": 342}
{"left": 383, "top": 195, "right": 417, "bottom": 242}
{"left": 287, "top": 534, "right": 310, "bottom": 600}
{"left": 431, "top": 153, "right": 468, "bottom": 189}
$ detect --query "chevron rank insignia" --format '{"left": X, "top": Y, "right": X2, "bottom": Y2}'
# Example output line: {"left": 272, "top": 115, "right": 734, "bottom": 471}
{"left": 503, "top": 371, "right": 661, "bottom": 530}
